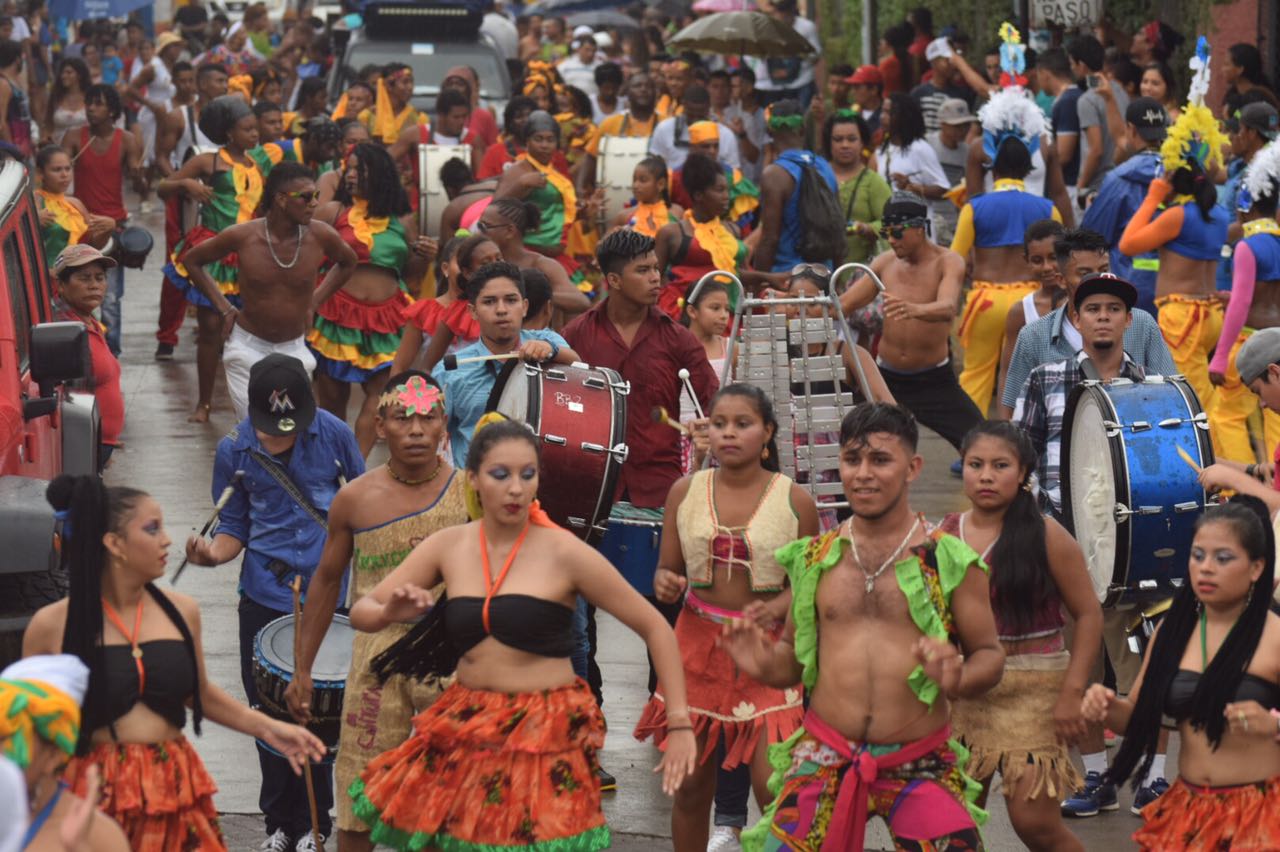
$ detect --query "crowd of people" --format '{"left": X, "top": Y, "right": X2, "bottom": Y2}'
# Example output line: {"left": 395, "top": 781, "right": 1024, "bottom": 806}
{"left": 3, "top": 1, "right": 1280, "bottom": 852}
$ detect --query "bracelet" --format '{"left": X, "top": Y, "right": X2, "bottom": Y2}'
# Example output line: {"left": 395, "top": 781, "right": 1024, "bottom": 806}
{"left": 221, "top": 306, "right": 236, "bottom": 317}
{"left": 667, "top": 725, "right": 694, "bottom": 732}
{"left": 1248, "top": 463, "right": 1258, "bottom": 479}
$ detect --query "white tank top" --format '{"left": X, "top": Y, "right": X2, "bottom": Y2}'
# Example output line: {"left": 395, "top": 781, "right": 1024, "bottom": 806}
{"left": 1022, "top": 292, "right": 1038, "bottom": 324}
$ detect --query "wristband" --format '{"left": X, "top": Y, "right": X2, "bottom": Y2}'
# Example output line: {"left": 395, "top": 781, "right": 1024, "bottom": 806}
{"left": 668, "top": 725, "right": 694, "bottom": 733}
{"left": 547, "top": 342, "right": 560, "bottom": 360}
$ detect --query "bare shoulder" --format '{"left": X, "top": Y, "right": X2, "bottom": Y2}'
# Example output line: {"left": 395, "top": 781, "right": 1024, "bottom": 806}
{"left": 24, "top": 599, "right": 68, "bottom": 653}
{"left": 308, "top": 218, "right": 341, "bottom": 240}
{"left": 935, "top": 245, "right": 965, "bottom": 272}
{"left": 162, "top": 588, "right": 202, "bottom": 625}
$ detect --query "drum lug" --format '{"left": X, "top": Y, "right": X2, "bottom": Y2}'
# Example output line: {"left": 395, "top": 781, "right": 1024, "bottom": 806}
{"left": 609, "top": 443, "right": 630, "bottom": 463}
{"left": 1157, "top": 417, "right": 1182, "bottom": 428}
{"left": 1130, "top": 420, "right": 1150, "bottom": 432}
{"left": 583, "top": 376, "right": 606, "bottom": 390}
{"left": 544, "top": 369, "right": 568, "bottom": 382}
{"left": 611, "top": 380, "right": 631, "bottom": 395}
{"left": 581, "top": 441, "right": 605, "bottom": 453}
{"left": 1113, "top": 503, "right": 1160, "bottom": 521}
{"left": 1173, "top": 501, "right": 1200, "bottom": 513}
{"left": 1191, "top": 412, "right": 1210, "bottom": 430}
{"left": 1102, "top": 420, "right": 1122, "bottom": 438}
{"left": 544, "top": 434, "right": 568, "bottom": 445}
{"left": 1136, "top": 505, "right": 1162, "bottom": 515}
{"left": 567, "top": 516, "right": 588, "bottom": 528}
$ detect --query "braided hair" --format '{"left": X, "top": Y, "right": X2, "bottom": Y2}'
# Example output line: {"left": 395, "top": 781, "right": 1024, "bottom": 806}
{"left": 490, "top": 196, "right": 541, "bottom": 236}
{"left": 336, "top": 142, "right": 409, "bottom": 218}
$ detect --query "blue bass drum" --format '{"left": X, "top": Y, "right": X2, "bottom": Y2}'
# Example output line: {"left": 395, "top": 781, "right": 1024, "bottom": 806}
{"left": 1061, "top": 376, "right": 1213, "bottom": 607}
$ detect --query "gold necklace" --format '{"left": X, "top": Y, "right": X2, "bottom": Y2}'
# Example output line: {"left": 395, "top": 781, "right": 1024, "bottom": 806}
{"left": 387, "top": 457, "right": 444, "bottom": 486}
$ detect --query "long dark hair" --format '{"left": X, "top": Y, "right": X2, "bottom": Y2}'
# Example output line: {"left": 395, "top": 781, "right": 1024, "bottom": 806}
{"left": 884, "top": 93, "right": 926, "bottom": 149}
{"left": 960, "top": 422, "right": 1051, "bottom": 635}
{"left": 883, "top": 23, "right": 914, "bottom": 89}
{"left": 48, "top": 58, "right": 90, "bottom": 127}
{"left": 681, "top": 278, "right": 730, "bottom": 328}
{"left": 636, "top": 154, "right": 670, "bottom": 204}
{"left": 711, "top": 383, "right": 780, "bottom": 473}
{"left": 47, "top": 475, "right": 203, "bottom": 754}
{"left": 1170, "top": 159, "right": 1218, "bottom": 222}
{"left": 1107, "top": 495, "right": 1276, "bottom": 789}
{"left": 337, "top": 142, "right": 410, "bottom": 218}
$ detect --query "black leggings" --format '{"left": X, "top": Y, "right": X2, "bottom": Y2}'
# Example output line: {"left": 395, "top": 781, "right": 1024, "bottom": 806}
{"left": 879, "top": 361, "right": 984, "bottom": 452}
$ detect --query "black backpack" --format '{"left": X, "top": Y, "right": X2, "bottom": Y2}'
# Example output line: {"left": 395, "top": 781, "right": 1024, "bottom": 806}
{"left": 788, "top": 152, "right": 847, "bottom": 265}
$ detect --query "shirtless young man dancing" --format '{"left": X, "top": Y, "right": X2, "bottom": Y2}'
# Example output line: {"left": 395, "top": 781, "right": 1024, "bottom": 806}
{"left": 721, "top": 402, "right": 1004, "bottom": 850}
{"left": 840, "top": 192, "right": 980, "bottom": 454}
{"left": 181, "top": 162, "right": 358, "bottom": 420}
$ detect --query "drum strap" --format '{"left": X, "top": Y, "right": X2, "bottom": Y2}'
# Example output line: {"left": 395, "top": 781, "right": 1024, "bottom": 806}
{"left": 248, "top": 449, "right": 329, "bottom": 529}
{"left": 1078, "top": 355, "right": 1102, "bottom": 382}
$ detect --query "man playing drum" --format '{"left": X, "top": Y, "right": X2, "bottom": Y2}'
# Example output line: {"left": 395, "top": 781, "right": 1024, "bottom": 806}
{"left": 184, "top": 354, "right": 366, "bottom": 851}
{"left": 286, "top": 370, "right": 468, "bottom": 852}
{"left": 1011, "top": 272, "right": 1171, "bottom": 815}
{"left": 431, "top": 260, "right": 579, "bottom": 468}
{"left": 578, "top": 72, "right": 660, "bottom": 199}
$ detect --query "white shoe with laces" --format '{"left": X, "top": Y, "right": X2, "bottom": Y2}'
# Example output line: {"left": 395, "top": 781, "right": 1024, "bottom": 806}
{"left": 707, "top": 825, "right": 741, "bottom": 852}
{"left": 295, "top": 833, "right": 325, "bottom": 852}
{"left": 259, "top": 829, "right": 291, "bottom": 852}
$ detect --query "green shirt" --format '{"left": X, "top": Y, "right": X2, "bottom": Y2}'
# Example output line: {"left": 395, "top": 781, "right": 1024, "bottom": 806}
{"left": 837, "top": 168, "right": 892, "bottom": 265}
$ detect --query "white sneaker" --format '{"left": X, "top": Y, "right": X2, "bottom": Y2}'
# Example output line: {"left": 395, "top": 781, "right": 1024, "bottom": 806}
{"left": 260, "top": 829, "right": 291, "bottom": 852}
{"left": 295, "top": 834, "right": 325, "bottom": 852}
{"left": 138, "top": 200, "right": 156, "bottom": 214}
{"left": 707, "top": 826, "right": 741, "bottom": 852}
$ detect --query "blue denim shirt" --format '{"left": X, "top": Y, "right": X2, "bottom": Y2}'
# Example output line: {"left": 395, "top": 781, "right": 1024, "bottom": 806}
{"left": 213, "top": 410, "right": 365, "bottom": 612}
{"left": 432, "top": 330, "right": 568, "bottom": 468}
{"left": 1215, "top": 157, "right": 1247, "bottom": 292}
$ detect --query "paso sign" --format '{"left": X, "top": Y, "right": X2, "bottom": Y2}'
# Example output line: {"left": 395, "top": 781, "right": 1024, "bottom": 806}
{"left": 1031, "top": 0, "right": 1104, "bottom": 28}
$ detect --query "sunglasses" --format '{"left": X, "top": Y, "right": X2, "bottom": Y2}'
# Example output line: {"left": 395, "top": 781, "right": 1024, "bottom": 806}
{"left": 284, "top": 190, "right": 319, "bottom": 203}
{"left": 789, "top": 262, "right": 831, "bottom": 280}
{"left": 476, "top": 220, "right": 510, "bottom": 234}
{"left": 879, "top": 220, "right": 926, "bottom": 240}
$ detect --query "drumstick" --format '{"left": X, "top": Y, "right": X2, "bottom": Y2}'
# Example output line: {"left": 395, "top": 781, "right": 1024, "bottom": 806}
{"left": 651, "top": 406, "right": 689, "bottom": 436}
{"left": 171, "top": 470, "right": 244, "bottom": 585}
{"left": 442, "top": 351, "right": 522, "bottom": 371}
{"left": 292, "top": 576, "right": 327, "bottom": 852}
{"left": 1176, "top": 446, "right": 1203, "bottom": 475}
{"left": 678, "top": 368, "right": 705, "bottom": 420}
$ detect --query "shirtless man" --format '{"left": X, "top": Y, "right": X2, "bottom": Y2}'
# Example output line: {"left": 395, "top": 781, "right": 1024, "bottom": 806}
{"left": 1208, "top": 141, "right": 1280, "bottom": 463}
{"left": 181, "top": 162, "right": 358, "bottom": 420}
{"left": 285, "top": 370, "right": 468, "bottom": 852}
{"left": 840, "top": 192, "right": 980, "bottom": 454}
{"left": 721, "top": 402, "right": 1003, "bottom": 850}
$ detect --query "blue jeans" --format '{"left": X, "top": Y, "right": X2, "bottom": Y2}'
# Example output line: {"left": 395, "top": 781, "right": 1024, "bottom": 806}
{"left": 714, "top": 739, "right": 750, "bottom": 828}
{"left": 100, "top": 263, "right": 124, "bottom": 355}
{"left": 571, "top": 596, "right": 590, "bottom": 683}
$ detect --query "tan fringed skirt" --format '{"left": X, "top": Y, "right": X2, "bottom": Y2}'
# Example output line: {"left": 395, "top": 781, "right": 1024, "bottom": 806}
{"left": 951, "top": 651, "right": 1083, "bottom": 800}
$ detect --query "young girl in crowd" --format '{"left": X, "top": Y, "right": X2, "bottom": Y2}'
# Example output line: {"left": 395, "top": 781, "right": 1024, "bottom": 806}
{"left": 611, "top": 155, "right": 683, "bottom": 238}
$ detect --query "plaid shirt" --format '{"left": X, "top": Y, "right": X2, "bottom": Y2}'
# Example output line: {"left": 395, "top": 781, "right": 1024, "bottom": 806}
{"left": 1013, "top": 350, "right": 1145, "bottom": 516}
{"left": 1001, "top": 305, "right": 1174, "bottom": 409}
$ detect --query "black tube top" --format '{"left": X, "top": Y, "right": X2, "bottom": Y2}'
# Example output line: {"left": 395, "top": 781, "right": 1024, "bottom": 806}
{"left": 1165, "top": 669, "right": 1280, "bottom": 721}
{"left": 101, "top": 640, "right": 194, "bottom": 729}
{"left": 445, "top": 595, "right": 577, "bottom": 658}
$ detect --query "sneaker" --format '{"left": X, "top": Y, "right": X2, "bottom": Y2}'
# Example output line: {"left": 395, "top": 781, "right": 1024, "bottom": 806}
{"left": 1061, "top": 770, "right": 1118, "bottom": 817}
{"left": 260, "top": 829, "right": 291, "bottom": 852}
{"left": 707, "top": 826, "right": 741, "bottom": 852}
{"left": 596, "top": 766, "right": 617, "bottom": 792}
{"left": 1131, "top": 777, "right": 1169, "bottom": 815}
{"left": 154, "top": 343, "right": 174, "bottom": 361}
{"left": 138, "top": 200, "right": 156, "bottom": 215}
{"left": 950, "top": 459, "right": 963, "bottom": 477}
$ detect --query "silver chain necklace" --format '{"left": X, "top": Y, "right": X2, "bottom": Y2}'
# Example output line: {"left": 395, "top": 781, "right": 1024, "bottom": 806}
{"left": 847, "top": 515, "right": 921, "bottom": 593}
{"left": 264, "top": 220, "right": 305, "bottom": 269}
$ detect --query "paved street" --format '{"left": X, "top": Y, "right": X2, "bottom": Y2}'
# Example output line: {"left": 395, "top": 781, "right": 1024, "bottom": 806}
{"left": 100, "top": 206, "right": 1148, "bottom": 849}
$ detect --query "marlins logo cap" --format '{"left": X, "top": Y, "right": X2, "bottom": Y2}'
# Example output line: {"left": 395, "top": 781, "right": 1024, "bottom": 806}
{"left": 247, "top": 354, "right": 316, "bottom": 436}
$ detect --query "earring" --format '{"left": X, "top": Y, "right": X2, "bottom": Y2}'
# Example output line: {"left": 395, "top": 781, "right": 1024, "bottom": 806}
{"left": 1246, "top": 581, "right": 1255, "bottom": 609}
{"left": 762, "top": 447, "right": 770, "bottom": 461}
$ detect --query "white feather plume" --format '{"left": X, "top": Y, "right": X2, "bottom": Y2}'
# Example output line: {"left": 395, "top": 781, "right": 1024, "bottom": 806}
{"left": 1243, "top": 138, "right": 1280, "bottom": 208}
{"left": 978, "top": 87, "right": 1048, "bottom": 145}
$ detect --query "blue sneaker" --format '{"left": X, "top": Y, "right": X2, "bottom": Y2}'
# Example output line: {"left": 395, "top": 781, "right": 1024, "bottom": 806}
{"left": 1061, "top": 771, "right": 1119, "bottom": 817}
{"left": 1130, "top": 777, "right": 1169, "bottom": 815}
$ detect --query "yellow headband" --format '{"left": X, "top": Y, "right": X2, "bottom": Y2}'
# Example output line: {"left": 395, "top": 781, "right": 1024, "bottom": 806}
{"left": 0, "top": 678, "right": 81, "bottom": 769}
{"left": 689, "top": 121, "right": 719, "bottom": 145}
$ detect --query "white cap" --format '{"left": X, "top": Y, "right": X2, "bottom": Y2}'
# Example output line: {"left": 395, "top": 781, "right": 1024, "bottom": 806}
{"left": 925, "top": 36, "right": 953, "bottom": 62}
{"left": 572, "top": 24, "right": 594, "bottom": 38}
{"left": 0, "top": 655, "right": 89, "bottom": 707}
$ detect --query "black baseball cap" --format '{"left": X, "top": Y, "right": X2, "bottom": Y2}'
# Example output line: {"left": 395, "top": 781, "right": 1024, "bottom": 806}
{"left": 1125, "top": 97, "right": 1168, "bottom": 142}
{"left": 1226, "top": 102, "right": 1280, "bottom": 140}
{"left": 248, "top": 354, "right": 316, "bottom": 436}
{"left": 1073, "top": 272, "right": 1138, "bottom": 311}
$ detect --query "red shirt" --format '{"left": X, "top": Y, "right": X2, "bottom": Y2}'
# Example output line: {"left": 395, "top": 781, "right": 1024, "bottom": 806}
{"left": 467, "top": 108, "right": 500, "bottom": 149}
{"left": 59, "top": 308, "right": 123, "bottom": 445}
{"left": 563, "top": 303, "right": 719, "bottom": 509}
{"left": 73, "top": 128, "right": 128, "bottom": 222}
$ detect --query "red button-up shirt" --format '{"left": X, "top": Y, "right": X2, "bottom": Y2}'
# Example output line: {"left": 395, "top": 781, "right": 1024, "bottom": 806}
{"left": 564, "top": 303, "right": 719, "bottom": 509}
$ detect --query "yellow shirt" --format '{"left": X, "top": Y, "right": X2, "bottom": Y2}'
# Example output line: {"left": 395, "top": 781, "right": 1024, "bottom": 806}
{"left": 585, "top": 111, "right": 658, "bottom": 157}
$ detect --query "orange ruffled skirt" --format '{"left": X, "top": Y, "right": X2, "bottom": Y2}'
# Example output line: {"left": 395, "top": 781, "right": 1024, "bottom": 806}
{"left": 63, "top": 737, "right": 224, "bottom": 851}
{"left": 350, "top": 678, "right": 610, "bottom": 851}
{"left": 1134, "top": 775, "right": 1280, "bottom": 850}
{"left": 634, "top": 593, "right": 804, "bottom": 769}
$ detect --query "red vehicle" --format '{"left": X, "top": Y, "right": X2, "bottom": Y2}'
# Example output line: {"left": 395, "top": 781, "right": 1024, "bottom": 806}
{"left": 0, "top": 157, "right": 99, "bottom": 666}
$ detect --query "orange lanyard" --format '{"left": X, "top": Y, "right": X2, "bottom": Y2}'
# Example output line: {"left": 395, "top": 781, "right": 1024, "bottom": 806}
{"left": 478, "top": 521, "right": 531, "bottom": 634}
{"left": 102, "top": 596, "right": 146, "bottom": 693}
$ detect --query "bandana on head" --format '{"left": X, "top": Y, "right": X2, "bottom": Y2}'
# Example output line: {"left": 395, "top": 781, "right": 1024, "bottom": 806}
{"left": 765, "top": 104, "right": 804, "bottom": 132}
{"left": 0, "top": 655, "right": 87, "bottom": 769}
{"left": 688, "top": 121, "right": 719, "bottom": 145}
{"left": 379, "top": 375, "right": 444, "bottom": 415}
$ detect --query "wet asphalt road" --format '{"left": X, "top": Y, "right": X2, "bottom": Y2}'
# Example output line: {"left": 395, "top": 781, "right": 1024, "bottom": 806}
{"left": 101, "top": 205, "right": 1143, "bottom": 849}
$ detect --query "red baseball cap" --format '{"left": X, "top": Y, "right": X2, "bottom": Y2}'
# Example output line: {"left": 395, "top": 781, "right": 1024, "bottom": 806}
{"left": 845, "top": 65, "right": 883, "bottom": 86}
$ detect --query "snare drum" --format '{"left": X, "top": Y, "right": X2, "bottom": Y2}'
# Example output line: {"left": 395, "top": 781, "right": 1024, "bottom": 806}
{"left": 598, "top": 502, "right": 663, "bottom": 595}
{"left": 1062, "top": 376, "right": 1212, "bottom": 607}
{"left": 113, "top": 226, "right": 154, "bottom": 269}
{"left": 252, "top": 614, "right": 353, "bottom": 748}
{"left": 488, "top": 361, "right": 629, "bottom": 541}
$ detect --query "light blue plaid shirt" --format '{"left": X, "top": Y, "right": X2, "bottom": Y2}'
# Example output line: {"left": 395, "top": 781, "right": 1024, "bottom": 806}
{"left": 1001, "top": 306, "right": 1175, "bottom": 409}
{"left": 433, "top": 330, "right": 568, "bottom": 468}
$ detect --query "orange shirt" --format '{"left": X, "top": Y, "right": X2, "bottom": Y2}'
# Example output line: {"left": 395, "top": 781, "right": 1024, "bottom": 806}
{"left": 585, "top": 111, "right": 658, "bottom": 158}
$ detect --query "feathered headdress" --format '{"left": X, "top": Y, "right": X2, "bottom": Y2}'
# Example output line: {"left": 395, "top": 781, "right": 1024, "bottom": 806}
{"left": 978, "top": 23, "right": 1046, "bottom": 160}
{"left": 1161, "top": 37, "right": 1226, "bottom": 175}
{"left": 1239, "top": 137, "right": 1280, "bottom": 212}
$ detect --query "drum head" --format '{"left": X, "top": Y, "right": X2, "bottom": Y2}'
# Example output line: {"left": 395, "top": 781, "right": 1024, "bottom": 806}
{"left": 119, "top": 226, "right": 153, "bottom": 253}
{"left": 1065, "top": 388, "right": 1119, "bottom": 602}
{"left": 486, "top": 360, "right": 536, "bottom": 425}
{"left": 257, "top": 614, "right": 353, "bottom": 684}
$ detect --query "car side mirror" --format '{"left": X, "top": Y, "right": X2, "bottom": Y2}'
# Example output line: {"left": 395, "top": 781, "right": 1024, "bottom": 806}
{"left": 29, "top": 321, "right": 89, "bottom": 399}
